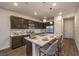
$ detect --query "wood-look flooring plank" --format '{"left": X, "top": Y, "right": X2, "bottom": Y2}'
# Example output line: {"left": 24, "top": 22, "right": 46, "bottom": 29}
{"left": 61, "top": 38, "right": 79, "bottom": 56}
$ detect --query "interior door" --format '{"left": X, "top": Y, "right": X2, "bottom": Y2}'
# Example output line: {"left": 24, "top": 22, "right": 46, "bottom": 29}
{"left": 63, "top": 17, "right": 74, "bottom": 39}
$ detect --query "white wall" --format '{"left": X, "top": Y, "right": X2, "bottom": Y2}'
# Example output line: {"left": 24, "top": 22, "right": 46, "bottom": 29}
{"left": 0, "top": 8, "right": 42, "bottom": 50}
{"left": 63, "top": 9, "right": 79, "bottom": 50}
{"left": 54, "top": 15, "right": 63, "bottom": 34}
{"left": 54, "top": 9, "right": 79, "bottom": 50}
{"left": 74, "top": 9, "right": 79, "bottom": 50}
{"left": 60, "top": 9, "right": 79, "bottom": 50}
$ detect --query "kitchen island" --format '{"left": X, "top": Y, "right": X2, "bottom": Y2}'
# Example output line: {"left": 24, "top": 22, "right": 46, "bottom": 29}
{"left": 24, "top": 33, "right": 62, "bottom": 56}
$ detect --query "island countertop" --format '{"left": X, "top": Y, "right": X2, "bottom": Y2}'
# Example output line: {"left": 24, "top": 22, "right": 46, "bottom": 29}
{"left": 24, "top": 33, "right": 61, "bottom": 47}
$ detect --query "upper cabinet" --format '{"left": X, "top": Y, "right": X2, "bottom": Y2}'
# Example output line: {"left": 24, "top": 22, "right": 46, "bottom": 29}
{"left": 43, "top": 22, "right": 54, "bottom": 29}
{"left": 45, "top": 22, "right": 54, "bottom": 26}
{"left": 10, "top": 16, "right": 45, "bottom": 29}
{"left": 10, "top": 16, "right": 28, "bottom": 29}
{"left": 34, "top": 22, "right": 45, "bottom": 29}
{"left": 23, "top": 19, "right": 28, "bottom": 28}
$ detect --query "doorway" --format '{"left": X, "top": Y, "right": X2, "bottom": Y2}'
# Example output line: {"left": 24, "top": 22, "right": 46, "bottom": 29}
{"left": 63, "top": 17, "right": 74, "bottom": 39}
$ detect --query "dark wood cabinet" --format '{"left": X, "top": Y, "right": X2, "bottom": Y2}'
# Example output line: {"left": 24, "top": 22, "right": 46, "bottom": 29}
{"left": 42, "top": 22, "right": 54, "bottom": 29}
{"left": 10, "top": 16, "right": 28, "bottom": 29}
{"left": 35, "top": 22, "right": 39, "bottom": 29}
{"left": 11, "top": 36, "right": 22, "bottom": 49}
{"left": 11, "top": 36, "right": 26, "bottom": 49}
{"left": 28, "top": 20, "right": 35, "bottom": 29}
{"left": 41, "top": 23, "right": 45, "bottom": 29}
{"left": 10, "top": 16, "right": 20, "bottom": 29}
{"left": 34, "top": 22, "right": 45, "bottom": 29}
{"left": 23, "top": 19, "right": 28, "bottom": 28}
{"left": 26, "top": 40, "right": 32, "bottom": 56}
{"left": 11, "top": 35, "right": 32, "bottom": 56}
{"left": 10, "top": 16, "right": 52, "bottom": 29}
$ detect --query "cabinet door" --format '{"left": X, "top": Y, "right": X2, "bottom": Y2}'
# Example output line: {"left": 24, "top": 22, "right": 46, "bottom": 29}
{"left": 34, "top": 22, "right": 43, "bottom": 29}
{"left": 21, "top": 35, "right": 27, "bottom": 45}
{"left": 10, "top": 16, "right": 17, "bottom": 29}
{"left": 42, "top": 23, "right": 46, "bottom": 29}
{"left": 39, "top": 22, "right": 43, "bottom": 29}
{"left": 10, "top": 16, "right": 22, "bottom": 29}
{"left": 34, "top": 22, "right": 38, "bottom": 29}
{"left": 20, "top": 18, "right": 26, "bottom": 29}
{"left": 10, "top": 16, "right": 28, "bottom": 29}
{"left": 28, "top": 20, "right": 35, "bottom": 29}
{"left": 11, "top": 36, "right": 23, "bottom": 49}
{"left": 34, "top": 22, "right": 46, "bottom": 29}
{"left": 38, "top": 22, "right": 41, "bottom": 29}
{"left": 23, "top": 19, "right": 28, "bottom": 29}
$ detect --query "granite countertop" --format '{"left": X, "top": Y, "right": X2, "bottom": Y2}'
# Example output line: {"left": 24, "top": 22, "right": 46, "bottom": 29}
{"left": 24, "top": 33, "right": 61, "bottom": 47}
{"left": 10, "top": 32, "right": 55, "bottom": 37}
{"left": 10, "top": 33, "right": 43, "bottom": 37}
{"left": 10, "top": 34, "right": 28, "bottom": 37}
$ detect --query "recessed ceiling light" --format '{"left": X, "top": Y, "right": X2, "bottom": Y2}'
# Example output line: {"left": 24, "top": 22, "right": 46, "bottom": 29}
{"left": 34, "top": 12, "right": 37, "bottom": 15}
{"left": 52, "top": 3, "right": 56, "bottom": 6}
{"left": 14, "top": 3, "right": 18, "bottom": 6}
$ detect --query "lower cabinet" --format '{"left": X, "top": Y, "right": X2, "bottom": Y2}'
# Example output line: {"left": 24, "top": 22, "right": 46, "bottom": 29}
{"left": 11, "top": 35, "right": 32, "bottom": 56}
{"left": 11, "top": 36, "right": 25, "bottom": 49}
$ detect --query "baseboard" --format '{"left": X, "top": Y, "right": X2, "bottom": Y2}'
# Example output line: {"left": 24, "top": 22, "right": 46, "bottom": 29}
{"left": 74, "top": 40, "right": 79, "bottom": 54}
{"left": 0, "top": 47, "right": 11, "bottom": 55}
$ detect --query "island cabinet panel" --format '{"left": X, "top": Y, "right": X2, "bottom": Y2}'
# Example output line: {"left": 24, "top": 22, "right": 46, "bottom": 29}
{"left": 26, "top": 40, "right": 32, "bottom": 56}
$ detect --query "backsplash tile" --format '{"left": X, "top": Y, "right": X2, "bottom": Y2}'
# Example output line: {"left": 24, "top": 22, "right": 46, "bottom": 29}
{"left": 10, "top": 29, "right": 44, "bottom": 36}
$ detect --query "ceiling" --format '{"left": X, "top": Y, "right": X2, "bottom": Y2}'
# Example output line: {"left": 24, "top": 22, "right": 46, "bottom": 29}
{"left": 0, "top": 2, "right": 79, "bottom": 20}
